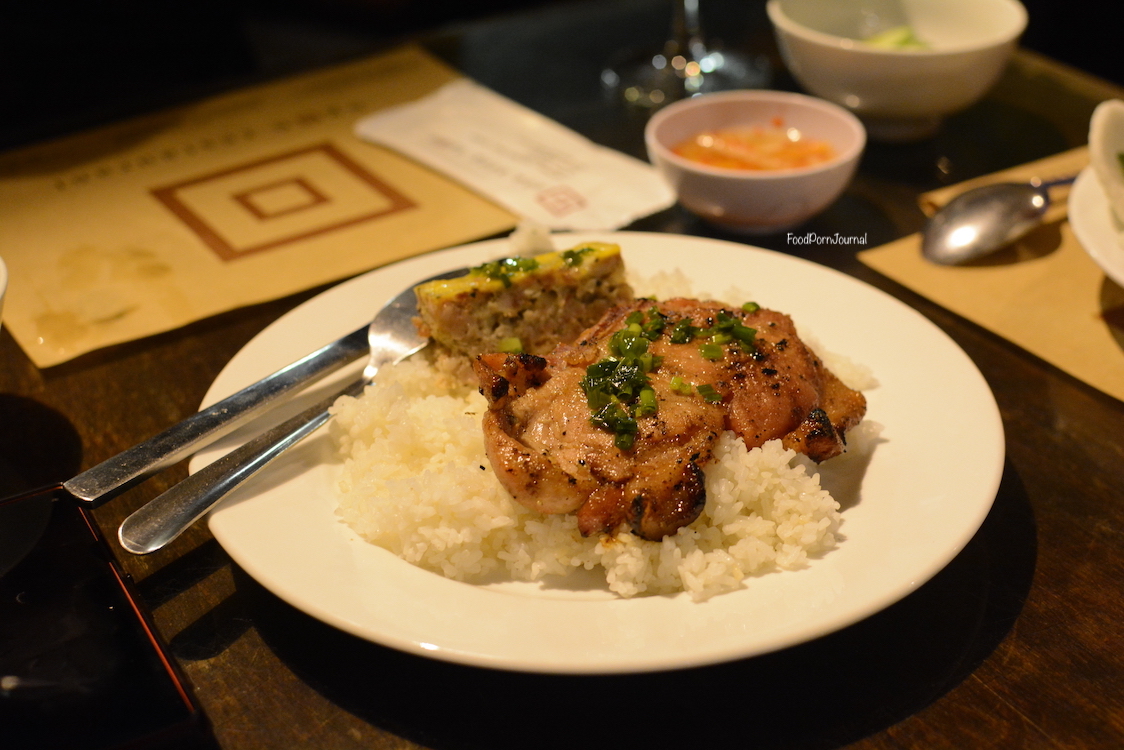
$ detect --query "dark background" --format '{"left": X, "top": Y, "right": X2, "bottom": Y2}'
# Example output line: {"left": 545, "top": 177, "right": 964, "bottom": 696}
{"left": 0, "top": 0, "right": 1117, "bottom": 152}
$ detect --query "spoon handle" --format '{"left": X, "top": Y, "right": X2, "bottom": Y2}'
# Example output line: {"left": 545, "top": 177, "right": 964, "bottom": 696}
{"left": 117, "top": 376, "right": 367, "bottom": 555}
{"left": 1036, "top": 175, "right": 1078, "bottom": 190}
{"left": 62, "top": 326, "right": 369, "bottom": 507}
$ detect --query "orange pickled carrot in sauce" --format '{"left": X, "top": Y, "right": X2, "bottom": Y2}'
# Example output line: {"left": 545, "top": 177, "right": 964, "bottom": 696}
{"left": 672, "top": 125, "right": 836, "bottom": 171}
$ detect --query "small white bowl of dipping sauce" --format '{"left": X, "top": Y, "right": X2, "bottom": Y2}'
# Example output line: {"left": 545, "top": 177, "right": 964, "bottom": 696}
{"left": 767, "top": 0, "right": 1027, "bottom": 141}
{"left": 645, "top": 89, "right": 865, "bottom": 233}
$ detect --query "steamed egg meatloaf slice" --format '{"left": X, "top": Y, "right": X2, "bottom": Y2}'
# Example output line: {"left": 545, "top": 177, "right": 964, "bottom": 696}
{"left": 413, "top": 242, "right": 634, "bottom": 357}
{"left": 474, "top": 298, "right": 867, "bottom": 540}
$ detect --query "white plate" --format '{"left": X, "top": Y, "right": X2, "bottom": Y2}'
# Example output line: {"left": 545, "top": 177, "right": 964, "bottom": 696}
{"left": 1070, "top": 167, "right": 1124, "bottom": 288}
{"left": 194, "top": 231, "right": 1004, "bottom": 674}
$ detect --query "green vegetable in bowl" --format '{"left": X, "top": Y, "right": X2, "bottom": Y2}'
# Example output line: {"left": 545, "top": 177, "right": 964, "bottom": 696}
{"left": 862, "top": 25, "right": 929, "bottom": 50}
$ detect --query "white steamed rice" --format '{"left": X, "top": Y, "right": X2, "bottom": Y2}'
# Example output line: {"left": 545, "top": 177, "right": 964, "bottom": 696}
{"left": 328, "top": 269, "right": 877, "bottom": 601}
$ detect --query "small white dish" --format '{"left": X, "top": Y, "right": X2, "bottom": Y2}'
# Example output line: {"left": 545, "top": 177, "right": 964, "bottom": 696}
{"left": 1069, "top": 167, "right": 1124, "bottom": 289}
{"left": 191, "top": 231, "right": 1004, "bottom": 675}
{"left": 645, "top": 90, "right": 865, "bottom": 233}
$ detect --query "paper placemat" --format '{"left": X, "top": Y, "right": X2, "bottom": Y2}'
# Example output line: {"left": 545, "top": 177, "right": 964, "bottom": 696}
{"left": 0, "top": 45, "right": 519, "bottom": 368}
{"left": 859, "top": 147, "right": 1124, "bottom": 402}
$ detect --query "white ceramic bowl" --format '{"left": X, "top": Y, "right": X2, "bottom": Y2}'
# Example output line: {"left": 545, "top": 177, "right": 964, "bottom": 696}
{"left": 767, "top": 0, "right": 1027, "bottom": 141}
{"left": 645, "top": 90, "right": 865, "bottom": 233}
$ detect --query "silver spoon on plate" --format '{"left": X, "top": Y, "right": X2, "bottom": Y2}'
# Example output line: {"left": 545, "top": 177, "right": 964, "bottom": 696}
{"left": 921, "top": 175, "right": 1076, "bottom": 265}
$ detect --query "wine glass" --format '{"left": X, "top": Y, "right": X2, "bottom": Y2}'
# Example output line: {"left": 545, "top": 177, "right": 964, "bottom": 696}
{"left": 601, "top": 0, "right": 771, "bottom": 110}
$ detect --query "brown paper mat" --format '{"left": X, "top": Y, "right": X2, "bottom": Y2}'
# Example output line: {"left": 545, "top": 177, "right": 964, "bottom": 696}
{"left": 859, "top": 146, "right": 1124, "bottom": 402}
{"left": 0, "top": 45, "right": 519, "bottom": 367}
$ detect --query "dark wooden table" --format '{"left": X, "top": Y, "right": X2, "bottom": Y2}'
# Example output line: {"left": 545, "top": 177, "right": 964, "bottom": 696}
{"left": 3, "top": 1, "right": 1124, "bottom": 748}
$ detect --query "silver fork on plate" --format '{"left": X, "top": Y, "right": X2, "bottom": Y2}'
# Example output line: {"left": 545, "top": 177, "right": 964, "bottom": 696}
{"left": 116, "top": 267, "right": 465, "bottom": 555}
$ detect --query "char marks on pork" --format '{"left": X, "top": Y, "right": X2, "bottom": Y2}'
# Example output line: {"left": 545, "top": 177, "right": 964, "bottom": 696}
{"left": 473, "top": 298, "right": 866, "bottom": 540}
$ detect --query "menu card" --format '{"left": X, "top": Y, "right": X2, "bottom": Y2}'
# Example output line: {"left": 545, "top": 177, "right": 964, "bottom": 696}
{"left": 859, "top": 147, "right": 1124, "bottom": 403}
{"left": 0, "top": 46, "right": 519, "bottom": 368}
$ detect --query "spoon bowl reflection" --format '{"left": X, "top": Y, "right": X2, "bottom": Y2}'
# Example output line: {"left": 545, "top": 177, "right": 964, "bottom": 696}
{"left": 922, "top": 177, "right": 1076, "bottom": 265}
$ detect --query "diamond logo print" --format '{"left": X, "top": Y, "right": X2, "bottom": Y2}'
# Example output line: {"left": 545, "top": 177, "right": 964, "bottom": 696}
{"left": 233, "top": 177, "right": 330, "bottom": 220}
{"left": 151, "top": 143, "right": 415, "bottom": 260}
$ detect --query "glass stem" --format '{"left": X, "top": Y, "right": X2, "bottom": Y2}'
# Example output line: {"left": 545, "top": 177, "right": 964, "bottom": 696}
{"left": 669, "top": 0, "right": 707, "bottom": 60}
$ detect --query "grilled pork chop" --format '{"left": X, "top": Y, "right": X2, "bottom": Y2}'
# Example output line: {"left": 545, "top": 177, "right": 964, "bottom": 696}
{"left": 474, "top": 298, "right": 866, "bottom": 540}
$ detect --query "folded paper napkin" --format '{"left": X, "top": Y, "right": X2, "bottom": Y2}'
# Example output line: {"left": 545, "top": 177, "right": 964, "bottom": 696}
{"left": 354, "top": 79, "right": 675, "bottom": 231}
{"left": 859, "top": 147, "right": 1124, "bottom": 402}
{"left": 0, "top": 46, "right": 523, "bottom": 368}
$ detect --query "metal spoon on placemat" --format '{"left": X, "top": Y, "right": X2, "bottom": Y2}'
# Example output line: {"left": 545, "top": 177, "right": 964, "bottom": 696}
{"left": 922, "top": 176, "right": 1076, "bottom": 265}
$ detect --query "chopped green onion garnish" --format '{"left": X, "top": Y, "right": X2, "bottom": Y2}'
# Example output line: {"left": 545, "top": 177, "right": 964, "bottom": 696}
{"left": 589, "top": 401, "right": 638, "bottom": 450}
{"left": 581, "top": 307, "right": 674, "bottom": 450}
{"left": 561, "top": 246, "right": 594, "bottom": 266}
{"left": 471, "top": 256, "right": 540, "bottom": 287}
{"left": 700, "top": 311, "right": 757, "bottom": 353}
{"left": 609, "top": 328, "right": 650, "bottom": 358}
{"left": 498, "top": 337, "right": 524, "bottom": 353}
{"left": 710, "top": 332, "right": 733, "bottom": 345}
{"left": 697, "top": 384, "right": 723, "bottom": 403}
{"left": 637, "top": 352, "right": 661, "bottom": 373}
{"left": 670, "top": 376, "right": 693, "bottom": 396}
{"left": 579, "top": 305, "right": 758, "bottom": 448}
{"left": 636, "top": 388, "right": 658, "bottom": 417}
{"left": 669, "top": 319, "right": 698, "bottom": 344}
{"left": 699, "top": 342, "right": 724, "bottom": 360}
{"left": 642, "top": 307, "right": 667, "bottom": 339}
